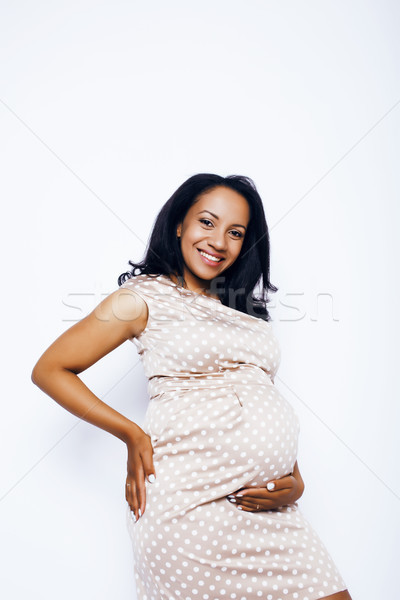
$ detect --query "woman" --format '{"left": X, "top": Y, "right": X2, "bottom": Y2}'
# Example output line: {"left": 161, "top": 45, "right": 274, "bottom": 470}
{"left": 32, "top": 173, "right": 351, "bottom": 600}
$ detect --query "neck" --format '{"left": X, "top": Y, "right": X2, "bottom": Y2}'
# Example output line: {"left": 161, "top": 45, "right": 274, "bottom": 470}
{"left": 168, "top": 272, "right": 220, "bottom": 300}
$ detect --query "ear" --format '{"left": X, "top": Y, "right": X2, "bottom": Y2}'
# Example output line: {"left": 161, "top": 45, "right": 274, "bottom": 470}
{"left": 176, "top": 223, "right": 182, "bottom": 238}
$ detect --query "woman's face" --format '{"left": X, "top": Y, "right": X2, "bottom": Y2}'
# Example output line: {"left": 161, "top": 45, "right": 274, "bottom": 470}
{"left": 176, "top": 186, "right": 250, "bottom": 292}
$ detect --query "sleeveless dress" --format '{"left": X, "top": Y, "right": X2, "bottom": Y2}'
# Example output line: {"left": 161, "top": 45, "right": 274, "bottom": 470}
{"left": 120, "top": 274, "right": 347, "bottom": 600}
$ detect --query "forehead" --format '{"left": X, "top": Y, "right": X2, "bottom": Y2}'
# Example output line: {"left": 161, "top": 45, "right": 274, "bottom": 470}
{"left": 189, "top": 186, "right": 250, "bottom": 221}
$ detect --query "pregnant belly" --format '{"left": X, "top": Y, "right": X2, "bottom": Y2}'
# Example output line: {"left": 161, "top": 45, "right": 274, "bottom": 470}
{"left": 142, "top": 383, "right": 300, "bottom": 514}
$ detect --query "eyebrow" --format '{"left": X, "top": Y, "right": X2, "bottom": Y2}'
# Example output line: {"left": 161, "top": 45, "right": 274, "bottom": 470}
{"left": 196, "top": 210, "right": 247, "bottom": 230}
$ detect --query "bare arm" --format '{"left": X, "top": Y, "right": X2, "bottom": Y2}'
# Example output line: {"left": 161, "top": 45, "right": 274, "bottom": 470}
{"left": 31, "top": 286, "right": 152, "bottom": 520}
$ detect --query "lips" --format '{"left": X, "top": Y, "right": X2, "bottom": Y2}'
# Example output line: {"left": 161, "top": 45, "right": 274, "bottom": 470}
{"left": 197, "top": 248, "right": 225, "bottom": 261}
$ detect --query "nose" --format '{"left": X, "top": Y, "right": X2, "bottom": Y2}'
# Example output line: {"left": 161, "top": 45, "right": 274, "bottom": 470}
{"left": 208, "top": 228, "right": 227, "bottom": 251}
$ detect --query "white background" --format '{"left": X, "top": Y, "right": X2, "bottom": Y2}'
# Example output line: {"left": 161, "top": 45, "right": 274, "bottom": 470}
{"left": 1, "top": 1, "right": 399, "bottom": 599}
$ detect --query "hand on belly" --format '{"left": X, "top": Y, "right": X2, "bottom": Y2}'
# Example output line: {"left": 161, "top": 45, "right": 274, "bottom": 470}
{"left": 226, "top": 466, "right": 305, "bottom": 512}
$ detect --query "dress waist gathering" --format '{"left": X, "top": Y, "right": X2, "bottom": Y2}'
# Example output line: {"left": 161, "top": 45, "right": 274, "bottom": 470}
{"left": 147, "top": 364, "right": 274, "bottom": 400}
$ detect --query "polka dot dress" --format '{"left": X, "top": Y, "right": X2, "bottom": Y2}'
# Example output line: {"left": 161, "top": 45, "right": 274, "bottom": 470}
{"left": 120, "top": 274, "right": 347, "bottom": 600}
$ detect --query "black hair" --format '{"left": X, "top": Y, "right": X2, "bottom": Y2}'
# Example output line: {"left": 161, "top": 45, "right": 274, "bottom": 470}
{"left": 118, "top": 173, "right": 278, "bottom": 321}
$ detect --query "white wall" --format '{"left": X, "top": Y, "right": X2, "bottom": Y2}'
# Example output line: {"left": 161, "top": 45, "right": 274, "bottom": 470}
{"left": 1, "top": 1, "right": 399, "bottom": 598}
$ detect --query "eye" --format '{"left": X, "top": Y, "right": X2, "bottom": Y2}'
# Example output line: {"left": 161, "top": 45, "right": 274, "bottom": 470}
{"left": 199, "top": 219, "right": 243, "bottom": 238}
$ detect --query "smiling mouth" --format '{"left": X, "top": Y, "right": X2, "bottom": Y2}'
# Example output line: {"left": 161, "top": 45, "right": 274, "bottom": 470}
{"left": 197, "top": 249, "right": 224, "bottom": 263}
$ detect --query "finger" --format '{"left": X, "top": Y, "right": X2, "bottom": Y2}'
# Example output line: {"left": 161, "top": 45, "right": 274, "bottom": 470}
{"left": 134, "top": 460, "right": 147, "bottom": 516}
{"left": 235, "top": 503, "right": 265, "bottom": 512}
{"left": 231, "top": 488, "right": 274, "bottom": 499}
{"left": 236, "top": 504, "right": 255, "bottom": 512}
{"left": 140, "top": 445, "right": 156, "bottom": 484}
{"left": 227, "top": 492, "right": 272, "bottom": 509}
{"left": 231, "top": 488, "right": 265, "bottom": 498}
{"left": 235, "top": 494, "right": 272, "bottom": 505}
{"left": 236, "top": 497, "right": 278, "bottom": 510}
{"left": 126, "top": 453, "right": 143, "bottom": 521}
{"left": 229, "top": 493, "right": 270, "bottom": 503}
{"left": 126, "top": 480, "right": 139, "bottom": 522}
{"left": 236, "top": 478, "right": 294, "bottom": 496}
{"left": 126, "top": 443, "right": 153, "bottom": 519}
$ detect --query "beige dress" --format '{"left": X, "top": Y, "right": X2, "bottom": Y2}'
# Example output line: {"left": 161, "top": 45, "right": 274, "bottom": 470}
{"left": 121, "top": 273, "right": 347, "bottom": 600}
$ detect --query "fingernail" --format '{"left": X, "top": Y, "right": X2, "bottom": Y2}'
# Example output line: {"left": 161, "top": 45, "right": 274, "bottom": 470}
{"left": 267, "top": 482, "right": 275, "bottom": 491}
{"left": 235, "top": 494, "right": 243, "bottom": 497}
{"left": 237, "top": 506, "right": 243, "bottom": 510}
{"left": 131, "top": 511, "right": 137, "bottom": 522}
{"left": 227, "top": 494, "right": 235, "bottom": 498}
{"left": 228, "top": 497, "right": 236, "bottom": 503}
{"left": 148, "top": 474, "right": 156, "bottom": 483}
{"left": 138, "top": 508, "right": 142, "bottom": 517}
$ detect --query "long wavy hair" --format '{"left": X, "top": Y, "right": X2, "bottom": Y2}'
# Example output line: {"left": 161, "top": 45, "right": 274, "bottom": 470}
{"left": 118, "top": 173, "right": 278, "bottom": 321}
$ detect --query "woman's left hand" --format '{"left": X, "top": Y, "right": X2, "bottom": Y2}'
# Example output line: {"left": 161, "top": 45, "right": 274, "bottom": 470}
{"left": 227, "top": 460, "right": 305, "bottom": 512}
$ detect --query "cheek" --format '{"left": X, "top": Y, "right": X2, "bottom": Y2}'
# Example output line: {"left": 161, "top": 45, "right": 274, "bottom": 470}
{"left": 183, "top": 226, "right": 207, "bottom": 245}
{"left": 180, "top": 230, "right": 201, "bottom": 257}
{"left": 183, "top": 233, "right": 198, "bottom": 248}
{"left": 231, "top": 240, "right": 244, "bottom": 258}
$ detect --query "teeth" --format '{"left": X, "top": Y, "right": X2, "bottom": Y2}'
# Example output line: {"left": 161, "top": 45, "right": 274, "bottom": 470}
{"left": 199, "top": 250, "right": 222, "bottom": 262}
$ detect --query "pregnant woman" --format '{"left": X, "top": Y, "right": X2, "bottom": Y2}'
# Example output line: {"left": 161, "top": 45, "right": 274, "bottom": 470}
{"left": 32, "top": 173, "right": 352, "bottom": 600}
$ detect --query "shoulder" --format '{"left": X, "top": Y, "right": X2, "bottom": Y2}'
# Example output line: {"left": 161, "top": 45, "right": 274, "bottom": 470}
{"left": 117, "top": 274, "right": 169, "bottom": 338}
{"left": 113, "top": 273, "right": 162, "bottom": 338}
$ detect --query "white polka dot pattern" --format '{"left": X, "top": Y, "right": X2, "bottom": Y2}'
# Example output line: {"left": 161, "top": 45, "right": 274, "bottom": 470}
{"left": 120, "top": 274, "right": 347, "bottom": 599}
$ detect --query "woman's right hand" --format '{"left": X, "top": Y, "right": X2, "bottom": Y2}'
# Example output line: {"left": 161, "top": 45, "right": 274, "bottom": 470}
{"left": 226, "top": 460, "right": 305, "bottom": 512}
{"left": 125, "top": 426, "right": 156, "bottom": 522}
